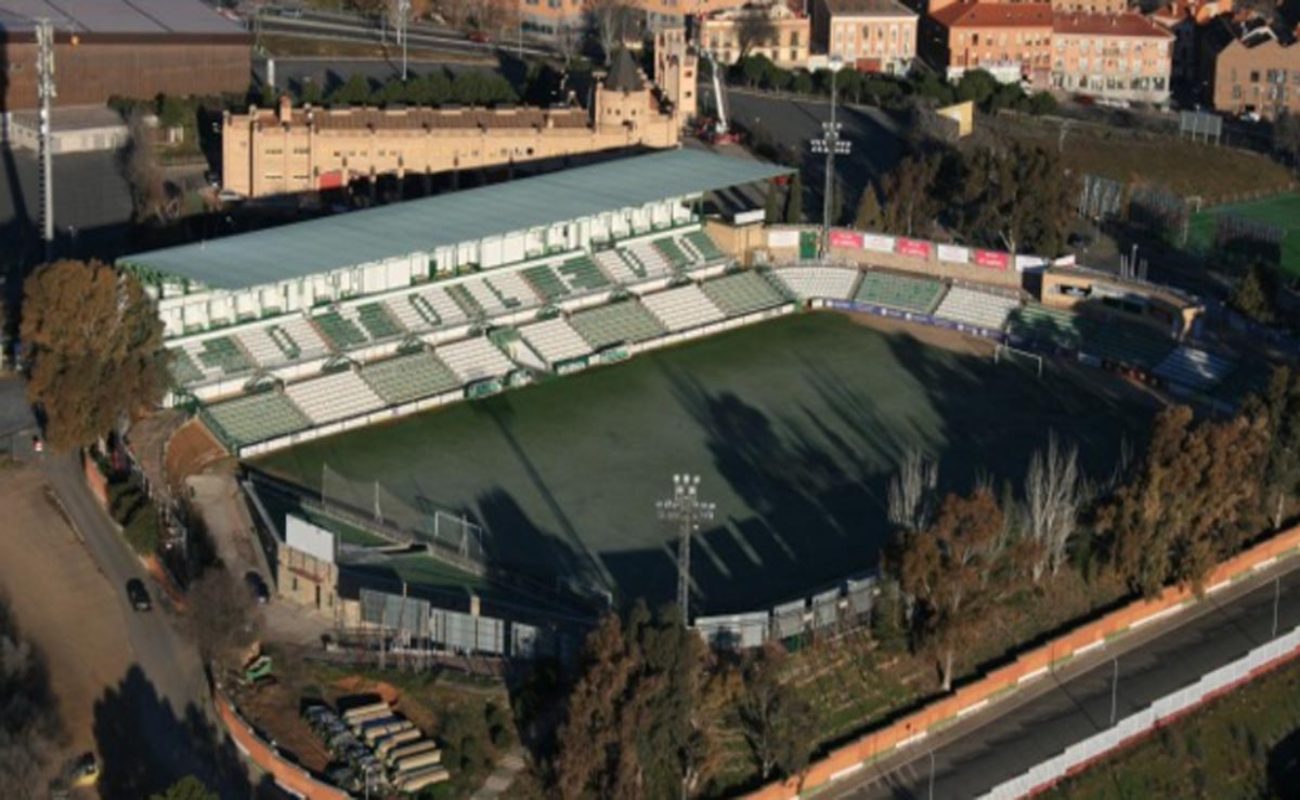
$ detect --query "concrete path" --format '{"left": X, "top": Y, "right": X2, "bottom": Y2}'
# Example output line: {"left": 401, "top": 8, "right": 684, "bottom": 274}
{"left": 469, "top": 747, "right": 528, "bottom": 800}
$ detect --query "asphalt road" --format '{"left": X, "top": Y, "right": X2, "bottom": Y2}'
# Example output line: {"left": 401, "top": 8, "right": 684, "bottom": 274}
{"left": 826, "top": 558, "right": 1300, "bottom": 800}
{"left": 705, "top": 86, "right": 910, "bottom": 218}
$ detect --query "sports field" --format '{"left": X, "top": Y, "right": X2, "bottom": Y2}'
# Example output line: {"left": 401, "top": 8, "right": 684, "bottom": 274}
{"left": 1187, "top": 192, "right": 1300, "bottom": 277}
{"left": 258, "top": 313, "right": 1155, "bottom": 615}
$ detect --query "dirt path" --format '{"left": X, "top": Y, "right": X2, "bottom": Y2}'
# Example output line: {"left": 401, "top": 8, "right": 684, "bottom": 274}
{"left": 0, "top": 466, "right": 133, "bottom": 767}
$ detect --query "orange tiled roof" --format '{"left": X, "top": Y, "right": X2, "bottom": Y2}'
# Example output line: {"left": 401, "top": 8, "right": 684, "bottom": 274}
{"left": 1052, "top": 11, "right": 1175, "bottom": 37}
{"left": 931, "top": 2, "right": 1054, "bottom": 29}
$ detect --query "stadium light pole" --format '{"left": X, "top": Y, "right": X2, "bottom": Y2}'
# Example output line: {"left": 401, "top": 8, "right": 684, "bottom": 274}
{"left": 657, "top": 474, "right": 715, "bottom": 625}
{"left": 397, "top": 0, "right": 411, "bottom": 82}
{"left": 35, "top": 18, "right": 56, "bottom": 260}
{"left": 809, "top": 54, "right": 849, "bottom": 261}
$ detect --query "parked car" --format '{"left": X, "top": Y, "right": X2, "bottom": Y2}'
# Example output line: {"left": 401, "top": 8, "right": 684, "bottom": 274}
{"left": 245, "top": 571, "right": 270, "bottom": 604}
{"left": 125, "top": 579, "right": 151, "bottom": 612}
{"left": 467, "top": 30, "right": 490, "bottom": 44}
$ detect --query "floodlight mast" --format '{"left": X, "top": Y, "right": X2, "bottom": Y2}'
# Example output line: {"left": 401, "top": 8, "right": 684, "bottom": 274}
{"left": 36, "top": 18, "right": 56, "bottom": 259}
{"left": 657, "top": 474, "right": 715, "bottom": 624}
{"left": 809, "top": 55, "right": 850, "bottom": 260}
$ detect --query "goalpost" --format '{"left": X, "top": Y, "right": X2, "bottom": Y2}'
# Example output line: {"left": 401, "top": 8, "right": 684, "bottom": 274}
{"left": 994, "top": 343, "right": 1044, "bottom": 378}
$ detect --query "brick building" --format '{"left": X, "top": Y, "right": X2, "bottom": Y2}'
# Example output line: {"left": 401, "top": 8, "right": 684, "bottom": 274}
{"left": 1051, "top": 12, "right": 1174, "bottom": 104}
{"left": 0, "top": 0, "right": 250, "bottom": 112}
{"left": 700, "top": 2, "right": 812, "bottom": 69}
{"left": 1212, "top": 24, "right": 1300, "bottom": 119}
{"left": 813, "top": 0, "right": 919, "bottom": 74}
{"left": 221, "top": 47, "right": 695, "bottom": 198}
{"left": 927, "top": 2, "right": 1055, "bottom": 84}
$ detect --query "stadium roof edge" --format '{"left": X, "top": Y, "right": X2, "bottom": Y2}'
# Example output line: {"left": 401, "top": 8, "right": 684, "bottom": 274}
{"left": 118, "top": 150, "right": 793, "bottom": 291}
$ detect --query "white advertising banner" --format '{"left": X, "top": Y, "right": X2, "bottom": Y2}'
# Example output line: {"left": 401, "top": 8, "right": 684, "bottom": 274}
{"left": 862, "top": 233, "right": 895, "bottom": 253}
{"left": 938, "top": 244, "right": 970, "bottom": 264}
{"left": 286, "top": 514, "right": 336, "bottom": 564}
{"left": 768, "top": 230, "right": 800, "bottom": 248}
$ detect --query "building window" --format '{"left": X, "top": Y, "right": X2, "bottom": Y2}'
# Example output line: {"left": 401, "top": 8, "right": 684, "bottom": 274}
{"left": 1250, "top": 70, "right": 1260, "bottom": 83}
{"left": 1232, "top": 85, "right": 1242, "bottom": 99}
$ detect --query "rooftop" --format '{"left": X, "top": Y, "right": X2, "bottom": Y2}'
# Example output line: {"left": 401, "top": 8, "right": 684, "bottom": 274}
{"left": 824, "top": 0, "right": 917, "bottom": 17}
{"left": 242, "top": 104, "right": 592, "bottom": 132}
{"left": 1052, "top": 11, "right": 1175, "bottom": 37}
{"left": 931, "top": 2, "right": 1054, "bottom": 28}
{"left": 119, "top": 150, "right": 792, "bottom": 291}
{"left": 0, "top": 0, "right": 241, "bottom": 36}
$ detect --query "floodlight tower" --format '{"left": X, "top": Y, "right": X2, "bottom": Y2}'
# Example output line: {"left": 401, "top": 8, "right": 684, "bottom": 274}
{"left": 656, "top": 474, "right": 715, "bottom": 624}
{"left": 35, "top": 18, "right": 56, "bottom": 259}
{"left": 396, "top": 0, "right": 411, "bottom": 82}
{"left": 809, "top": 54, "right": 849, "bottom": 260}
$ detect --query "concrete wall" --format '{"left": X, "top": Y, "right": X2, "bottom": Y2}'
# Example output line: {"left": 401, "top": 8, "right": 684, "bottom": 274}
{"left": 216, "top": 692, "right": 351, "bottom": 800}
{"left": 743, "top": 522, "right": 1300, "bottom": 800}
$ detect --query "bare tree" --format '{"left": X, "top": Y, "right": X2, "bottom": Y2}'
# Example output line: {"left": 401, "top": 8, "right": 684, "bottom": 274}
{"left": 186, "top": 569, "right": 262, "bottom": 670}
{"left": 735, "top": 12, "right": 778, "bottom": 61}
{"left": 1024, "top": 433, "right": 1083, "bottom": 581}
{"left": 122, "top": 109, "right": 166, "bottom": 223}
{"left": 0, "top": 598, "right": 62, "bottom": 798}
{"left": 554, "top": 21, "right": 582, "bottom": 67}
{"left": 887, "top": 448, "right": 939, "bottom": 534}
{"left": 477, "top": 0, "right": 520, "bottom": 41}
{"left": 437, "top": 0, "right": 473, "bottom": 29}
{"left": 587, "top": 0, "right": 634, "bottom": 63}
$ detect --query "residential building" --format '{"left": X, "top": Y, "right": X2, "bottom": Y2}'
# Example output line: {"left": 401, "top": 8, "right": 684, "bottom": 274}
{"left": 519, "top": 0, "right": 587, "bottom": 39}
{"left": 1051, "top": 12, "right": 1174, "bottom": 104}
{"left": 1213, "top": 24, "right": 1300, "bottom": 119}
{"left": 221, "top": 48, "right": 696, "bottom": 198}
{"left": 1150, "top": 0, "right": 1234, "bottom": 90}
{"left": 927, "top": 2, "right": 1054, "bottom": 84}
{"left": 700, "top": 3, "right": 812, "bottom": 69}
{"left": 813, "top": 0, "right": 919, "bottom": 74}
{"left": 929, "top": 0, "right": 1127, "bottom": 15}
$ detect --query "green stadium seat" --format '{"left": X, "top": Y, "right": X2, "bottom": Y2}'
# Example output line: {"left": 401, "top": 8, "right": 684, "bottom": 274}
{"left": 853, "top": 272, "right": 946, "bottom": 315}
{"left": 169, "top": 347, "right": 204, "bottom": 385}
{"left": 523, "top": 266, "right": 570, "bottom": 302}
{"left": 361, "top": 352, "right": 462, "bottom": 405}
{"left": 557, "top": 256, "right": 611, "bottom": 292}
{"left": 1007, "top": 306, "right": 1085, "bottom": 350}
{"left": 194, "top": 336, "right": 251, "bottom": 376}
{"left": 701, "top": 272, "right": 787, "bottom": 316}
{"left": 446, "top": 285, "right": 485, "bottom": 318}
{"left": 568, "top": 301, "right": 667, "bottom": 349}
{"left": 203, "top": 392, "right": 311, "bottom": 448}
{"left": 653, "top": 237, "right": 690, "bottom": 270}
{"left": 355, "top": 303, "right": 404, "bottom": 340}
{"left": 312, "top": 311, "right": 369, "bottom": 350}
{"left": 686, "top": 231, "right": 725, "bottom": 261}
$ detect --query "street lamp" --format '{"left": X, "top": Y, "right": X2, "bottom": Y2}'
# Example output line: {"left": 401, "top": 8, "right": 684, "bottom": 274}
{"left": 809, "top": 55, "right": 850, "bottom": 260}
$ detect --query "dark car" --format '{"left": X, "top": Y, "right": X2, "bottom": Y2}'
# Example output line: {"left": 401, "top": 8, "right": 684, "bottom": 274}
{"left": 245, "top": 571, "right": 270, "bottom": 604}
{"left": 125, "top": 578, "right": 151, "bottom": 612}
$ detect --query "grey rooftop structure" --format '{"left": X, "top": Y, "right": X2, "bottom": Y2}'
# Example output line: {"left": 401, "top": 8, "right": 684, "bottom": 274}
{"left": 119, "top": 150, "right": 791, "bottom": 291}
{"left": 0, "top": 0, "right": 241, "bottom": 35}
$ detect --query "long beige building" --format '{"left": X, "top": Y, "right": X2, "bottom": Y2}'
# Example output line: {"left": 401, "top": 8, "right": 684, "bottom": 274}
{"left": 222, "top": 49, "right": 694, "bottom": 198}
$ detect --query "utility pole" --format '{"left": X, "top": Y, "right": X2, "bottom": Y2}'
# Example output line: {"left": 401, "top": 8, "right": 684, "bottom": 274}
{"left": 397, "top": 0, "right": 411, "bottom": 82}
{"left": 1109, "top": 658, "right": 1119, "bottom": 726}
{"left": 809, "top": 55, "right": 848, "bottom": 260}
{"left": 35, "top": 18, "right": 56, "bottom": 260}
{"left": 927, "top": 750, "right": 936, "bottom": 800}
{"left": 657, "top": 474, "right": 715, "bottom": 624}
{"left": 1274, "top": 575, "right": 1281, "bottom": 639}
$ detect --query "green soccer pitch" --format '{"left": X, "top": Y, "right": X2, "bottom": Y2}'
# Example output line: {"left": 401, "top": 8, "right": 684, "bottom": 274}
{"left": 257, "top": 313, "right": 1155, "bottom": 615}
{"left": 1187, "top": 193, "right": 1300, "bottom": 277}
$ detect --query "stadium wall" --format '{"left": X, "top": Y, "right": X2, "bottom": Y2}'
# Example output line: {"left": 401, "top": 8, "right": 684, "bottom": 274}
{"left": 759, "top": 226, "right": 1024, "bottom": 289}
{"left": 742, "top": 523, "right": 1300, "bottom": 800}
{"left": 215, "top": 691, "right": 351, "bottom": 800}
{"left": 815, "top": 298, "right": 1008, "bottom": 342}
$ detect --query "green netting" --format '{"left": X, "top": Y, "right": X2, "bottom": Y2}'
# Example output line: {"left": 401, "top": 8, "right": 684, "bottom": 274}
{"left": 204, "top": 392, "right": 311, "bottom": 447}
{"left": 854, "top": 271, "right": 946, "bottom": 315}
{"left": 524, "top": 266, "right": 570, "bottom": 301}
{"left": 701, "top": 271, "right": 786, "bottom": 316}
{"left": 313, "top": 311, "right": 369, "bottom": 349}
{"left": 356, "top": 303, "right": 403, "bottom": 340}
{"left": 361, "top": 351, "right": 462, "bottom": 405}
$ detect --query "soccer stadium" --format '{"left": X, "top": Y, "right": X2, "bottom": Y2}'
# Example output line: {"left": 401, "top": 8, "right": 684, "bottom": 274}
{"left": 121, "top": 149, "right": 1246, "bottom": 645}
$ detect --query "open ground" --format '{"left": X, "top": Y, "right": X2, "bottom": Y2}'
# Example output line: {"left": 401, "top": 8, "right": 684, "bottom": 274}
{"left": 258, "top": 312, "right": 1157, "bottom": 617}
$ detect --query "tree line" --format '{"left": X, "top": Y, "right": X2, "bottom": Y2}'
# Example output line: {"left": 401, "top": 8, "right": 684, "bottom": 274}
{"left": 295, "top": 68, "right": 520, "bottom": 109}
{"left": 729, "top": 58, "right": 1058, "bottom": 118}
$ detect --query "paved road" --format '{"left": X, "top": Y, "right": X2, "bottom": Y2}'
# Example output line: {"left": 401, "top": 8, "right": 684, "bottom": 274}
{"left": 38, "top": 450, "right": 252, "bottom": 798}
{"left": 702, "top": 85, "right": 910, "bottom": 218}
{"left": 826, "top": 558, "right": 1300, "bottom": 800}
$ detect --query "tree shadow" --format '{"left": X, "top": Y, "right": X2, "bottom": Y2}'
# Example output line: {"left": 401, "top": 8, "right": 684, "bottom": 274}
{"left": 91, "top": 665, "right": 249, "bottom": 800}
{"left": 1269, "top": 725, "right": 1300, "bottom": 800}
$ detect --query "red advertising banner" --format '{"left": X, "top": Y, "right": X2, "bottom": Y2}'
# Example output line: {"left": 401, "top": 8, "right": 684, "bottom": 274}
{"left": 829, "top": 230, "right": 864, "bottom": 249}
{"left": 895, "top": 238, "right": 932, "bottom": 259}
{"left": 974, "top": 249, "right": 1010, "bottom": 271}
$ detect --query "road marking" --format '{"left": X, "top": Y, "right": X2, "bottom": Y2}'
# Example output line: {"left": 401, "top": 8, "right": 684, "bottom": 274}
{"left": 1073, "top": 639, "right": 1105, "bottom": 657}
{"left": 1017, "top": 666, "right": 1048, "bottom": 684}
{"left": 830, "top": 763, "right": 865, "bottom": 782}
{"left": 1131, "top": 604, "right": 1181, "bottom": 629}
{"left": 1254, "top": 556, "right": 1279, "bottom": 571}
{"left": 957, "top": 698, "right": 989, "bottom": 717}
{"left": 895, "top": 731, "right": 928, "bottom": 749}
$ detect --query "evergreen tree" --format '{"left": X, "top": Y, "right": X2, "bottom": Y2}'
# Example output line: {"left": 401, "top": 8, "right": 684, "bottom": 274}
{"left": 329, "top": 73, "right": 373, "bottom": 106}
{"left": 854, "top": 182, "right": 884, "bottom": 231}
{"left": 1230, "top": 263, "right": 1277, "bottom": 325}
{"left": 764, "top": 184, "right": 783, "bottom": 224}
{"left": 784, "top": 172, "right": 804, "bottom": 224}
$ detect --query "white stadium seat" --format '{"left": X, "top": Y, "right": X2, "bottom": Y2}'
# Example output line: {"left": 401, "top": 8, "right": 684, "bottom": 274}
{"left": 640, "top": 284, "right": 726, "bottom": 332}
{"left": 933, "top": 286, "right": 1021, "bottom": 331}
{"left": 772, "top": 267, "right": 861, "bottom": 301}
{"left": 437, "top": 337, "right": 514, "bottom": 384}
{"left": 284, "top": 369, "right": 385, "bottom": 425}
